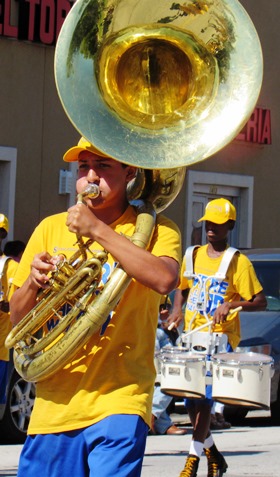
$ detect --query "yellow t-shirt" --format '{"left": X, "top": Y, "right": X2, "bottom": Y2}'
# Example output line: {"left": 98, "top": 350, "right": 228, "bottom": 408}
{"left": 13, "top": 205, "right": 181, "bottom": 434}
{"left": 0, "top": 257, "right": 18, "bottom": 361}
{"left": 179, "top": 245, "right": 263, "bottom": 349}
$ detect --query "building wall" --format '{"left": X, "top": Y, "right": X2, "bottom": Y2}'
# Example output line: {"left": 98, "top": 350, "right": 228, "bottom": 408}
{"left": 0, "top": 0, "right": 279, "bottom": 249}
{"left": 164, "top": 0, "right": 279, "bottom": 249}
{"left": 0, "top": 37, "right": 80, "bottom": 244}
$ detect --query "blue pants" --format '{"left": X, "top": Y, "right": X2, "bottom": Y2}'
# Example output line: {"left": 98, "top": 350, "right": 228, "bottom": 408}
{"left": 17, "top": 415, "right": 149, "bottom": 477}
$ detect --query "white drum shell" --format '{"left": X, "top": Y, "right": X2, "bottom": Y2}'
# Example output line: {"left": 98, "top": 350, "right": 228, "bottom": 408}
{"left": 159, "top": 347, "right": 206, "bottom": 398}
{"left": 181, "top": 331, "right": 228, "bottom": 355}
{"left": 211, "top": 352, "right": 274, "bottom": 409}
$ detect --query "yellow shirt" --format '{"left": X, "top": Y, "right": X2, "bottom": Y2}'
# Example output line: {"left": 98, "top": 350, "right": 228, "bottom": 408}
{"left": 13, "top": 206, "right": 181, "bottom": 434}
{"left": 179, "top": 245, "right": 263, "bottom": 349}
{"left": 0, "top": 257, "right": 18, "bottom": 361}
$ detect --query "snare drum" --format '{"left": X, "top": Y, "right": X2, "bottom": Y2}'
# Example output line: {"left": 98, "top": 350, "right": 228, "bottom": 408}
{"left": 211, "top": 352, "right": 274, "bottom": 409}
{"left": 159, "top": 347, "right": 206, "bottom": 398}
{"left": 181, "top": 331, "right": 228, "bottom": 355}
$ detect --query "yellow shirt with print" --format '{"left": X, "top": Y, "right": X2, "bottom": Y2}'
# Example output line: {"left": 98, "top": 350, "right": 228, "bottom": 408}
{"left": 179, "top": 245, "right": 263, "bottom": 349}
{"left": 13, "top": 205, "right": 181, "bottom": 435}
{"left": 0, "top": 257, "right": 18, "bottom": 361}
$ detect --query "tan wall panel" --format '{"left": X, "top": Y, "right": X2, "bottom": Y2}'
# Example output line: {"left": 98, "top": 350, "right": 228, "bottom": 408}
{"left": 0, "top": 38, "right": 79, "bottom": 244}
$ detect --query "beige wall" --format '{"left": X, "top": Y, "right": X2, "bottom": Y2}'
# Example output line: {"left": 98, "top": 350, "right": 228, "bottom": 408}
{"left": 0, "top": 0, "right": 279, "bottom": 248}
{"left": 163, "top": 0, "right": 280, "bottom": 249}
{"left": 0, "top": 37, "right": 80, "bottom": 244}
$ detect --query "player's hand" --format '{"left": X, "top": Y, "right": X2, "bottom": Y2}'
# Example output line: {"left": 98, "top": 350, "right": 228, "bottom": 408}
{"left": 212, "top": 302, "right": 231, "bottom": 326}
{"left": 29, "top": 252, "right": 63, "bottom": 289}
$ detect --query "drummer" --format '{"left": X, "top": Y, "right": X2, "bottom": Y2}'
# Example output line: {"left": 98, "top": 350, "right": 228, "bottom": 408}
{"left": 168, "top": 198, "right": 266, "bottom": 477}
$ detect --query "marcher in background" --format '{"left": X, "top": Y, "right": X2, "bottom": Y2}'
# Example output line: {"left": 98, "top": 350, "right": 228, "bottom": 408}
{"left": 168, "top": 198, "right": 267, "bottom": 477}
{"left": 0, "top": 214, "right": 19, "bottom": 404}
{"left": 151, "top": 295, "right": 187, "bottom": 436}
{"left": 156, "top": 294, "right": 179, "bottom": 352}
{"left": 4, "top": 240, "right": 26, "bottom": 263}
{"left": 0, "top": 214, "right": 9, "bottom": 256}
{"left": 9, "top": 137, "right": 181, "bottom": 477}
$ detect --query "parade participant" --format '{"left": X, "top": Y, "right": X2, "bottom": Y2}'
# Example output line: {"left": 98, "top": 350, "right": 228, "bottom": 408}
{"left": 9, "top": 137, "right": 181, "bottom": 477}
{"left": 168, "top": 198, "right": 266, "bottom": 477}
{"left": 151, "top": 295, "right": 187, "bottom": 436}
{"left": 0, "top": 214, "right": 9, "bottom": 256}
{"left": 4, "top": 240, "right": 26, "bottom": 263}
{"left": 0, "top": 214, "right": 18, "bottom": 404}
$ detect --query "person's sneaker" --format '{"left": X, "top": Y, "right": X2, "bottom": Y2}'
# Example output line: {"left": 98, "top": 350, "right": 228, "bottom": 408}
{"left": 204, "top": 446, "right": 228, "bottom": 477}
{"left": 179, "top": 454, "right": 199, "bottom": 477}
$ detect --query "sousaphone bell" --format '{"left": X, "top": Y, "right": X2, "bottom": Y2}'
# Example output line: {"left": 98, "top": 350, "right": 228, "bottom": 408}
{"left": 55, "top": 0, "right": 263, "bottom": 169}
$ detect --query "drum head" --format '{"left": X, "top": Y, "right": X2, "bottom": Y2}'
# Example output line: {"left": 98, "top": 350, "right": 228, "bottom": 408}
{"left": 160, "top": 347, "right": 205, "bottom": 364}
{"left": 211, "top": 351, "right": 273, "bottom": 366}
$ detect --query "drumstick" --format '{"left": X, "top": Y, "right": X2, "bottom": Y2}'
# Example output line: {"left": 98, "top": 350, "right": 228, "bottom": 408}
{"left": 167, "top": 322, "right": 176, "bottom": 331}
{"left": 228, "top": 306, "right": 243, "bottom": 314}
{"left": 180, "top": 306, "right": 243, "bottom": 337}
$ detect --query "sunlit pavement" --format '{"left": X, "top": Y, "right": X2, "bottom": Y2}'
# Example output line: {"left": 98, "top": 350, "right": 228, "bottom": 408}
{"left": 142, "top": 410, "right": 279, "bottom": 477}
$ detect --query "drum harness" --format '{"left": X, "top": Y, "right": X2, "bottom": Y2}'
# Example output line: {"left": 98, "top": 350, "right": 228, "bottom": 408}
{"left": 180, "top": 245, "right": 239, "bottom": 357}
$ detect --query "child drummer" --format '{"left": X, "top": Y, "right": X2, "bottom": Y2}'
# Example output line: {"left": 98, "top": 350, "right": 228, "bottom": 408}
{"left": 168, "top": 198, "right": 266, "bottom": 477}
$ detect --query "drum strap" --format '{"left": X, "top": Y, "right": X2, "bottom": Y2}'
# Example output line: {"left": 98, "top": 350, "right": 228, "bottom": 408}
{"left": 184, "top": 245, "right": 239, "bottom": 281}
{"left": 184, "top": 245, "right": 200, "bottom": 278}
{"left": 182, "top": 246, "right": 239, "bottom": 354}
{"left": 215, "top": 246, "right": 239, "bottom": 280}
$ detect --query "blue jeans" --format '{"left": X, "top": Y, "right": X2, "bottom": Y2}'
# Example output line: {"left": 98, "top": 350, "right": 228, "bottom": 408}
{"left": 155, "top": 328, "right": 172, "bottom": 351}
{"left": 152, "top": 385, "right": 173, "bottom": 434}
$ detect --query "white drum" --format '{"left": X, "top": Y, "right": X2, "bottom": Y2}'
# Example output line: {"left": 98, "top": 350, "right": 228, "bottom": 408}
{"left": 211, "top": 352, "right": 274, "bottom": 409}
{"left": 181, "top": 331, "right": 228, "bottom": 355}
{"left": 159, "top": 347, "right": 206, "bottom": 398}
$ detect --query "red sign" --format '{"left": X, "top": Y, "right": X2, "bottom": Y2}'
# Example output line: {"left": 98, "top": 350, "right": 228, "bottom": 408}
{"left": 235, "top": 107, "right": 272, "bottom": 145}
{"left": 0, "top": 0, "right": 72, "bottom": 44}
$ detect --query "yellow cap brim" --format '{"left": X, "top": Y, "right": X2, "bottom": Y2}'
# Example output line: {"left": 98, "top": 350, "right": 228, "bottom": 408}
{"left": 198, "top": 215, "right": 227, "bottom": 224}
{"left": 63, "top": 144, "right": 109, "bottom": 162}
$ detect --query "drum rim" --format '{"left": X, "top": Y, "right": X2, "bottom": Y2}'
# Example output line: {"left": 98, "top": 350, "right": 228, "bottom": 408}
{"left": 160, "top": 357, "right": 206, "bottom": 364}
{"left": 160, "top": 348, "right": 206, "bottom": 364}
{"left": 211, "top": 351, "right": 274, "bottom": 366}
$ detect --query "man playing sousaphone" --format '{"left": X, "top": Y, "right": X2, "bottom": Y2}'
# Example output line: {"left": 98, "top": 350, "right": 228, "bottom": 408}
{"left": 9, "top": 137, "right": 181, "bottom": 477}
{"left": 168, "top": 198, "right": 266, "bottom": 477}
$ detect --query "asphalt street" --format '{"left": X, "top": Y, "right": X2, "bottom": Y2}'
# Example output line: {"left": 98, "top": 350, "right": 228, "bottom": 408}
{"left": 142, "top": 410, "right": 280, "bottom": 477}
{"left": 0, "top": 410, "right": 279, "bottom": 477}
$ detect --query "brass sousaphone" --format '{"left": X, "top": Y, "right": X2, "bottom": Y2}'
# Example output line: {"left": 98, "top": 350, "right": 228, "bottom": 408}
{"left": 54, "top": 0, "right": 263, "bottom": 169}
{"left": 6, "top": 0, "right": 263, "bottom": 382}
